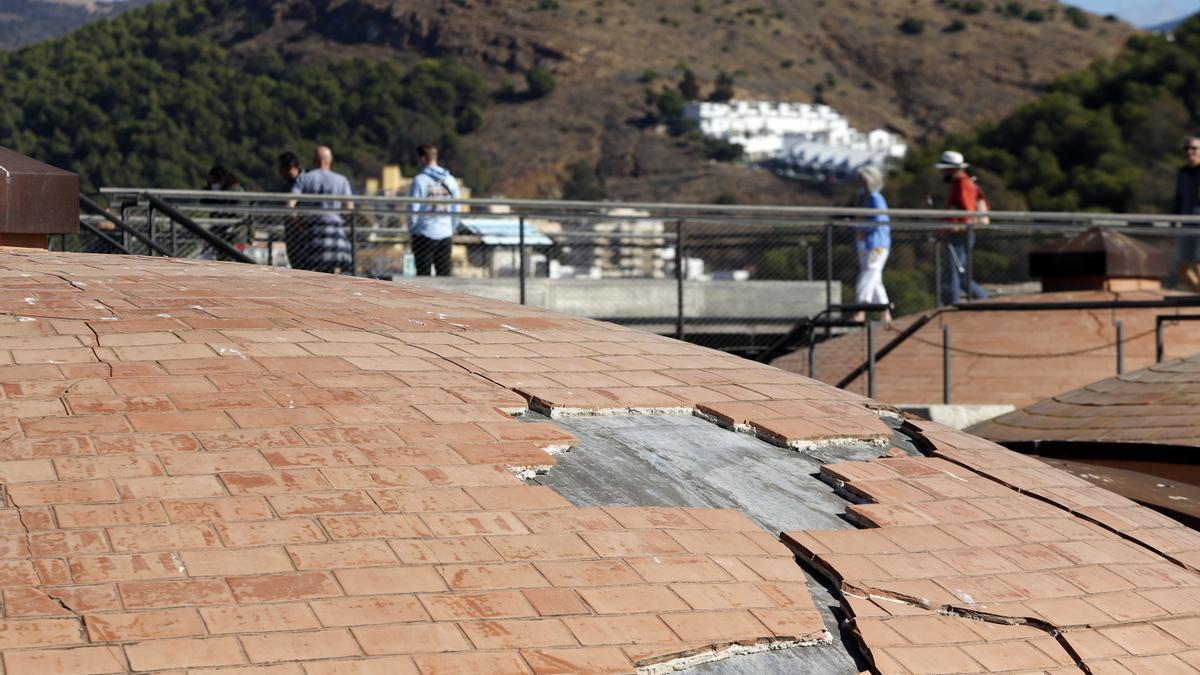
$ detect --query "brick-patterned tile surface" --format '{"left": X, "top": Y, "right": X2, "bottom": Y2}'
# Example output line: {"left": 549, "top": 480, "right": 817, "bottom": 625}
{"left": 0, "top": 250, "right": 865, "bottom": 673}
{"left": 774, "top": 289, "right": 1200, "bottom": 407}
{"left": 786, "top": 419, "right": 1200, "bottom": 674}
{"left": 971, "top": 352, "right": 1200, "bottom": 448}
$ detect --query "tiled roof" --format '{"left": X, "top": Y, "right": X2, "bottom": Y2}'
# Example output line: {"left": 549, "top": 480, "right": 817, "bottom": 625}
{"left": 773, "top": 289, "right": 1200, "bottom": 407}
{"left": 0, "top": 248, "right": 1195, "bottom": 673}
{"left": 971, "top": 352, "right": 1200, "bottom": 447}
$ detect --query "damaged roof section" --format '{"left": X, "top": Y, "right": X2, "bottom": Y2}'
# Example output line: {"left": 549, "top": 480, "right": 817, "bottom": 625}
{"left": 785, "top": 419, "right": 1200, "bottom": 674}
{"left": 0, "top": 249, "right": 904, "bottom": 674}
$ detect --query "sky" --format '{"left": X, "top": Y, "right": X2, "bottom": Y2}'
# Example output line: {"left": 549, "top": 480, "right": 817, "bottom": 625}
{"left": 1071, "top": 0, "right": 1198, "bottom": 27}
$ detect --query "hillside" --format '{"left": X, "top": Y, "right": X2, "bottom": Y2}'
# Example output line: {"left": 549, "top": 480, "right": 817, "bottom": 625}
{"left": 890, "top": 14, "right": 1200, "bottom": 214}
{"left": 1, "top": 0, "right": 1133, "bottom": 200}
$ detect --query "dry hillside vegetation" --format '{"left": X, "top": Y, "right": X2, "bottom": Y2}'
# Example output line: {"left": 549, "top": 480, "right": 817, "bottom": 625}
{"left": 210, "top": 0, "right": 1132, "bottom": 199}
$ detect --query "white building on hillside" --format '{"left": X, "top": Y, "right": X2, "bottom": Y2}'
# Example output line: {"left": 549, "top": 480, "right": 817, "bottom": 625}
{"left": 683, "top": 100, "right": 907, "bottom": 178}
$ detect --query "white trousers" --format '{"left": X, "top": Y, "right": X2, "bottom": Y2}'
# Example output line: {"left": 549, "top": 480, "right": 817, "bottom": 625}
{"left": 856, "top": 247, "right": 890, "bottom": 305}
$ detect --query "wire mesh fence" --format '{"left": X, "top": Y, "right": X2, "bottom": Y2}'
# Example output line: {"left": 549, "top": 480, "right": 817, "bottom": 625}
{"left": 73, "top": 190, "right": 1200, "bottom": 367}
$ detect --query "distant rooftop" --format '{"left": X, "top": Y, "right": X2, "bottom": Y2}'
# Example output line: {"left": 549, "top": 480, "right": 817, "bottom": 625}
{"left": 775, "top": 287, "right": 1200, "bottom": 408}
{"left": 0, "top": 248, "right": 1195, "bottom": 673}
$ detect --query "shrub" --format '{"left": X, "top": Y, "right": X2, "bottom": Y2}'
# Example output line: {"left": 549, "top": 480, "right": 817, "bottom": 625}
{"left": 525, "top": 66, "right": 556, "bottom": 98}
{"left": 1024, "top": 9, "right": 1044, "bottom": 22}
{"left": 562, "top": 160, "right": 604, "bottom": 200}
{"left": 708, "top": 71, "right": 735, "bottom": 102}
{"left": 1004, "top": 1, "right": 1023, "bottom": 17}
{"left": 899, "top": 17, "right": 925, "bottom": 34}
{"left": 657, "top": 89, "right": 685, "bottom": 118}
{"left": 703, "top": 138, "right": 744, "bottom": 162}
{"left": 962, "top": 0, "right": 985, "bottom": 14}
{"left": 1064, "top": 6, "right": 1090, "bottom": 28}
{"left": 945, "top": 18, "right": 967, "bottom": 32}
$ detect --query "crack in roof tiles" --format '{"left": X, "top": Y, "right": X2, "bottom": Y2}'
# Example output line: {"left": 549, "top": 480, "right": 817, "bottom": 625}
{"left": 786, "top": 419, "right": 1200, "bottom": 674}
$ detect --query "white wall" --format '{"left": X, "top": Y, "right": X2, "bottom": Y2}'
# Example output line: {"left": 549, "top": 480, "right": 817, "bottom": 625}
{"left": 683, "top": 100, "right": 907, "bottom": 172}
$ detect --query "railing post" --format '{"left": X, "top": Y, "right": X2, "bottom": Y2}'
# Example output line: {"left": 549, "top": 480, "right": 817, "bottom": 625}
{"left": 170, "top": 216, "right": 177, "bottom": 257}
{"left": 805, "top": 239, "right": 813, "bottom": 282}
{"left": 119, "top": 203, "right": 131, "bottom": 252}
{"left": 934, "top": 236, "right": 943, "bottom": 307}
{"left": 1115, "top": 320, "right": 1124, "bottom": 375}
{"left": 268, "top": 234, "right": 275, "bottom": 266}
{"left": 519, "top": 215, "right": 527, "bottom": 305}
{"left": 866, "top": 320, "right": 876, "bottom": 399}
{"left": 966, "top": 223, "right": 974, "bottom": 301}
{"left": 675, "top": 219, "right": 685, "bottom": 340}
{"left": 348, "top": 213, "right": 357, "bottom": 276}
{"left": 147, "top": 204, "right": 156, "bottom": 251}
{"left": 942, "top": 324, "right": 952, "bottom": 405}
{"left": 824, "top": 222, "right": 833, "bottom": 313}
{"left": 1156, "top": 318, "right": 1165, "bottom": 363}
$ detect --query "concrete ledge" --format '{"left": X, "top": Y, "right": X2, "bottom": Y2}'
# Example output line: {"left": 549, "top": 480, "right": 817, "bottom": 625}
{"left": 398, "top": 277, "right": 835, "bottom": 323}
{"left": 899, "top": 404, "right": 1015, "bottom": 430}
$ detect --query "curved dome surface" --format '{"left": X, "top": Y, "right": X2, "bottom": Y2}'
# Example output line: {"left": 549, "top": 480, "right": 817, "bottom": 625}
{"left": 0, "top": 249, "right": 1195, "bottom": 674}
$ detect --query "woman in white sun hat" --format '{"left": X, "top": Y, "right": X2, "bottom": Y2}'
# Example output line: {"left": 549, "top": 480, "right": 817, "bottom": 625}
{"left": 935, "top": 150, "right": 989, "bottom": 304}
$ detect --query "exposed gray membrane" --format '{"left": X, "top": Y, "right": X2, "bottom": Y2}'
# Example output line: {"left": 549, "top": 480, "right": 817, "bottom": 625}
{"left": 529, "top": 413, "right": 914, "bottom": 674}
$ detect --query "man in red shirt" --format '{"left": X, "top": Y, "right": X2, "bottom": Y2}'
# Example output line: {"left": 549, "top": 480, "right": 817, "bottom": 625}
{"left": 936, "top": 151, "right": 989, "bottom": 304}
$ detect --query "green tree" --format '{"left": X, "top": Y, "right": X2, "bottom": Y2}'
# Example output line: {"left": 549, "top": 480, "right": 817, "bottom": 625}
{"left": 708, "top": 71, "right": 735, "bottom": 102}
{"left": 657, "top": 89, "right": 686, "bottom": 118}
{"left": 678, "top": 69, "right": 701, "bottom": 100}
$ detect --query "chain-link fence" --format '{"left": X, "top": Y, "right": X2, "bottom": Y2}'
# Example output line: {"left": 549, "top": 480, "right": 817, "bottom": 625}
{"left": 74, "top": 190, "right": 1200, "bottom": 366}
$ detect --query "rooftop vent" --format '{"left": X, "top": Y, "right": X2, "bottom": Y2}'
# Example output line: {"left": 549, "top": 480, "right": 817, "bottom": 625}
{"left": 0, "top": 146, "right": 78, "bottom": 248}
{"left": 1029, "top": 227, "right": 1168, "bottom": 292}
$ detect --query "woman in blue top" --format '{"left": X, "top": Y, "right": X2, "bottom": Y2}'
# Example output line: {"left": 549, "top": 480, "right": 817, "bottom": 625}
{"left": 852, "top": 166, "right": 892, "bottom": 323}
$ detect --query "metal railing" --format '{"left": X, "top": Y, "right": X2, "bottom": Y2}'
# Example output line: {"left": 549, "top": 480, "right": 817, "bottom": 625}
{"left": 69, "top": 188, "right": 1200, "bottom": 358}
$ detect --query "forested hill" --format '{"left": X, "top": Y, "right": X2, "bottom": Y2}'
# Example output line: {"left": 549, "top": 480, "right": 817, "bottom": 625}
{"left": 0, "top": 0, "right": 490, "bottom": 192}
{"left": 894, "top": 15, "right": 1200, "bottom": 214}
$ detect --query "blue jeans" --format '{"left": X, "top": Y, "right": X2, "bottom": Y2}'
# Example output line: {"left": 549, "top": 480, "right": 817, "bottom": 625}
{"left": 941, "top": 232, "right": 988, "bottom": 305}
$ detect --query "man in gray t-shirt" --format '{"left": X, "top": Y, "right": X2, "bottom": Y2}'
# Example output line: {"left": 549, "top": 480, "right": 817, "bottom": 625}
{"left": 287, "top": 146, "right": 354, "bottom": 273}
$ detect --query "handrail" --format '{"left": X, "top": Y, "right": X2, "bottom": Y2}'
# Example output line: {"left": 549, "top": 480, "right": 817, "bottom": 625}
{"left": 142, "top": 193, "right": 254, "bottom": 264}
{"left": 79, "top": 193, "right": 173, "bottom": 257}
{"left": 99, "top": 187, "right": 1200, "bottom": 226}
{"left": 834, "top": 309, "right": 946, "bottom": 389}
{"left": 755, "top": 303, "right": 890, "bottom": 364}
{"left": 1155, "top": 314, "right": 1200, "bottom": 363}
{"left": 78, "top": 220, "right": 132, "bottom": 255}
{"left": 836, "top": 296, "right": 1200, "bottom": 390}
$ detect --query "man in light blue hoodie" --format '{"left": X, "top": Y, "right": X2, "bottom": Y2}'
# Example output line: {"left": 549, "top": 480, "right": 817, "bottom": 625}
{"left": 408, "top": 144, "right": 461, "bottom": 276}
